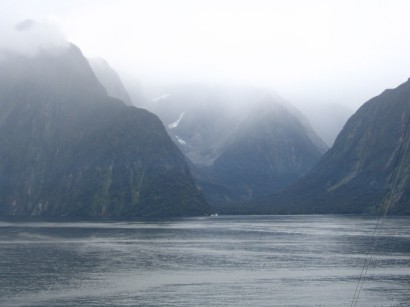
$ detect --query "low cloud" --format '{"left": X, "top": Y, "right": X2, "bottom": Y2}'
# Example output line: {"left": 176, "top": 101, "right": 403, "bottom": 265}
{"left": 0, "top": 18, "right": 69, "bottom": 58}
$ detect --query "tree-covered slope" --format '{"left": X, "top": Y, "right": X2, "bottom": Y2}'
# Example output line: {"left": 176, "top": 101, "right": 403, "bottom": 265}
{"left": 261, "top": 78, "right": 410, "bottom": 215}
{"left": 0, "top": 44, "right": 209, "bottom": 217}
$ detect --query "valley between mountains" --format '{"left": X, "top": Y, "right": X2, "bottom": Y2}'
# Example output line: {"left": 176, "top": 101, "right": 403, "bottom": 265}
{"left": 0, "top": 20, "right": 409, "bottom": 217}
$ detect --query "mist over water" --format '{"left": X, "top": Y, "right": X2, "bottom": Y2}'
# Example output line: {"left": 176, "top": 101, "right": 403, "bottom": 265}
{"left": 1, "top": 216, "right": 409, "bottom": 306}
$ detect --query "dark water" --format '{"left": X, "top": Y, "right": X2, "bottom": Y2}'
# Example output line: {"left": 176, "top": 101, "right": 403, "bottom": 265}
{"left": 0, "top": 215, "right": 409, "bottom": 306}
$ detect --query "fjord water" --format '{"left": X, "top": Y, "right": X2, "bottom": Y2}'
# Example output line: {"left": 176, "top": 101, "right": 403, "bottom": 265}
{"left": 0, "top": 216, "right": 409, "bottom": 306}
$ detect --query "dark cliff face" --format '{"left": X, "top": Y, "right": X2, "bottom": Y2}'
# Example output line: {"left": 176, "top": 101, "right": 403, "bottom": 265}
{"left": 262, "top": 78, "right": 410, "bottom": 215}
{"left": 0, "top": 44, "right": 209, "bottom": 217}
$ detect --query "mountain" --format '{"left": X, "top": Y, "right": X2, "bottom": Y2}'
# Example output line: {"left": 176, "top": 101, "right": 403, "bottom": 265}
{"left": 141, "top": 84, "right": 327, "bottom": 206}
{"left": 145, "top": 85, "right": 247, "bottom": 167}
{"left": 207, "top": 100, "right": 326, "bottom": 203}
{"left": 296, "top": 102, "right": 353, "bottom": 146}
{"left": 0, "top": 42, "right": 209, "bottom": 217}
{"left": 88, "top": 57, "right": 133, "bottom": 106}
{"left": 260, "top": 78, "right": 410, "bottom": 215}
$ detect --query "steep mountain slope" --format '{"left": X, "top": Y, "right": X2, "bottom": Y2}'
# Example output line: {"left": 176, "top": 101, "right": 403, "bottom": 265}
{"left": 142, "top": 85, "right": 249, "bottom": 166}
{"left": 208, "top": 100, "right": 325, "bottom": 203}
{"left": 88, "top": 57, "right": 133, "bottom": 106}
{"left": 262, "top": 78, "right": 410, "bottom": 214}
{"left": 0, "top": 44, "right": 209, "bottom": 217}
{"left": 141, "top": 84, "right": 327, "bottom": 205}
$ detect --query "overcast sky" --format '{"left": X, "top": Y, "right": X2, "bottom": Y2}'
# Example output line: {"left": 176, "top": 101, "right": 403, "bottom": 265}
{"left": 2, "top": 0, "right": 410, "bottom": 110}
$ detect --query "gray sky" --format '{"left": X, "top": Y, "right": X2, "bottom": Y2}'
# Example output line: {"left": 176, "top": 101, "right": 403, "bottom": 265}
{"left": 2, "top": 0, "right": 410, "bottom": 110}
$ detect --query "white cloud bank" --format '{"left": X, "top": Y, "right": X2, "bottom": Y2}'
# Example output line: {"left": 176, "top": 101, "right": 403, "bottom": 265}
{"left": 2, "top": 0, "right": 410, "bottom": 109}
{"left": 0, "top": 16, "right": 68, "bottom": 58}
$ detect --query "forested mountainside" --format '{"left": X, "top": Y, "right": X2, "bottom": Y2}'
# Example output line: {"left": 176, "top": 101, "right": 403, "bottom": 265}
{"left": 258, "top": 78, "right": 410, "bottom": 215}
{"left": 0, "top": 43, "right": 209, "bottom": 217}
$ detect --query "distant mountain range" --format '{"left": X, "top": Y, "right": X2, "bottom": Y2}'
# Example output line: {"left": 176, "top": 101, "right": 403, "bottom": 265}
{"left": 0, "top": 41, "right": 209, "bottom": 217}
{"left": 256, "top": 78, "right": 410, "bottom": 215}
{"left": 88, "top": 57, "right": 133, "bottom": 106}
{"left": 2, "top": 21, "right": 408, "bottom": 217}
{"left": 141, "top": 85, "right": 328, "bottom": 206}
{"left": 296, "top": 102, "right": 353, "bottom": 146}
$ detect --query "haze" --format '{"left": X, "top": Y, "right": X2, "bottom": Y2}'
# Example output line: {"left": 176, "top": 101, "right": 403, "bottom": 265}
{"left": 2, "top": 0, "right": 410, "bottom": 111}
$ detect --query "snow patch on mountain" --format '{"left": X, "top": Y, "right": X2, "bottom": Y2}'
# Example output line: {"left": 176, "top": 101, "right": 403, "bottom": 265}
{"left": 168, "top": 111, "right": 185, "bottom": 129}
{"left": 175, "top": 135, "right": 186, "bottom": 145}
{"left": 152, "top": 93, "right": 171, "bottom": 102}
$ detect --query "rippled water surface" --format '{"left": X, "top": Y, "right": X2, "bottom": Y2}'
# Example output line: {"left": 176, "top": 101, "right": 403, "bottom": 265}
{"left": 0, "top": 215, "right": 409, "bottom": 306}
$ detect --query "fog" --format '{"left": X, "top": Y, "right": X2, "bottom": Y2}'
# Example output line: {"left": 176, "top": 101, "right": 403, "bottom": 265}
{"left": 2, "top": 0, "right": 410, "bottom": 121}
{"left": 0, "top": 17, "right": 68, "bottom": 58}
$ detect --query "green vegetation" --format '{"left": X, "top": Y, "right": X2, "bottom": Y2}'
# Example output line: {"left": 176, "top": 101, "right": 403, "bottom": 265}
{"left": 0, "top": 45, "right": 209, "bottom": 217}
{"left": 260, "top": 78, "right": 410, "bottom": 215}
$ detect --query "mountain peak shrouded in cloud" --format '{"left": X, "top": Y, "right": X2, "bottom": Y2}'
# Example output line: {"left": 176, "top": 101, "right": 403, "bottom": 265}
{"left": 140, "top": 83, "right": 327, "bottom": 206}
{"left": 2, "top": 1, "right": 410, "bottom": 110}
{"left": 0, "top": 38, "right": 209, "bottom": 217}
{"left": 258, "top": 77, "right": 410, "bottom": 215}
{"left": 15, "top": 19, "right": 36, "bottom": 31}
{"left": 0, "top": 19, "right": 69, "bottom": 58}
